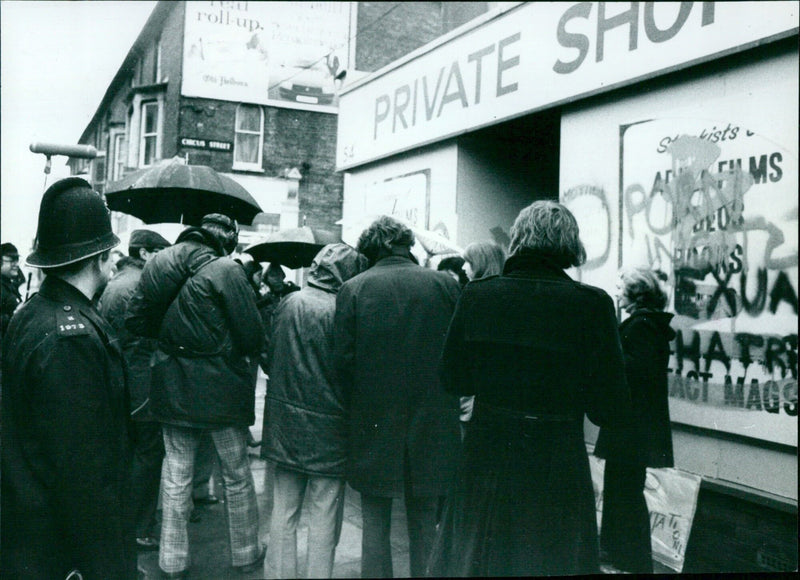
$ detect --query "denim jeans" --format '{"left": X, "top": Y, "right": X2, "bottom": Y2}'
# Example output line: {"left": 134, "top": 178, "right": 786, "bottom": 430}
{"left": 267, "top": 464, "right": 345, "bottom": 578}
{"left": 159, "top": 425, "right": 260, "bottom": 574}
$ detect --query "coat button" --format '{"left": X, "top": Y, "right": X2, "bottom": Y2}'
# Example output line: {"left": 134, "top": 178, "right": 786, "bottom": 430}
{"left": 63, "top": 305, "right": 72, "bottom": 311}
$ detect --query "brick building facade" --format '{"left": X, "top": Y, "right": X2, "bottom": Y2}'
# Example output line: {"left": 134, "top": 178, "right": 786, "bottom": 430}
{"left": 70, "top": 1, "right": 490, "bottom": 243}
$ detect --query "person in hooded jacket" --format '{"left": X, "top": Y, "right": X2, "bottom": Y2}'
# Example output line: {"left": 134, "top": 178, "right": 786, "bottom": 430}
{"left": 594, "top": 267, "right": 676, "bottom": 574}
{"left": 126, "top": 213, "right": 265, "bottom": 578}
{"left": 263, "top": 243, "right": 368, "bottom": 579}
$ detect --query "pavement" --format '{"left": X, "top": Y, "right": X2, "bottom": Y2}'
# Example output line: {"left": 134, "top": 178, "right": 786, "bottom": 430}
{"left": 137, "top": 372, "right": 675, "bottom": 579}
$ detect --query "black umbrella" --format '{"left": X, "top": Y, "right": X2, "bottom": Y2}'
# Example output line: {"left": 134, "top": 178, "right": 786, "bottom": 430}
{"left": 105, "top": 157, "right": 262, "bottom": 226}
{"left": 243, "top": 227, "right": 340, "bottom": 269}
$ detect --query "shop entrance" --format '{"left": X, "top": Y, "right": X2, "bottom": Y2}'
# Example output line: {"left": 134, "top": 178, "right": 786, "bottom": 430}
{"left": 455, "top": 107, "right": 561, "bottom": 246}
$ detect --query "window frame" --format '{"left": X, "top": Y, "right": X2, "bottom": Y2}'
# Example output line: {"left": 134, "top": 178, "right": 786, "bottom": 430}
{"left": 138, "top": 100, "right": 161, "bottom": 167}
{"left": 111, "top": 131, "right": 127, "bottom": 181}
{"left": 233, "top": 103, "right": 265, "bottom": 172}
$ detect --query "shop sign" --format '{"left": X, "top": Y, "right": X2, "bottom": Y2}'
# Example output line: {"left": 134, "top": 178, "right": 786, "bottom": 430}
{"left": 179, "top": 137, "right": 232, "bottom": 151}
{"left": 337, "top": 1, "right": 798, "bottom": 170}
{"left": 182, "top": 1, "right": 353, "bottom": 113}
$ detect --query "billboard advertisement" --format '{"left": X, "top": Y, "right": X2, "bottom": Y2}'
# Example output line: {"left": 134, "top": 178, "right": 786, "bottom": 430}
{"left": 619, "top": 116, "right": 798, "bottom": 447}
{"left": 182, "top": 1, "right": 352, "bottom": 112}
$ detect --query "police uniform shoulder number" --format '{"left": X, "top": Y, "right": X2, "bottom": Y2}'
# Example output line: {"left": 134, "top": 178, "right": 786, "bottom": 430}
{"left": 56, "top": 305, "right": 91, "bottom": 336}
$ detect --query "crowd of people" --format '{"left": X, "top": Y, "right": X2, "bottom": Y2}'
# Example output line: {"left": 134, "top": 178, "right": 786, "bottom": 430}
{"left": 1, "top": 176, "right": 675, "bottom": 579}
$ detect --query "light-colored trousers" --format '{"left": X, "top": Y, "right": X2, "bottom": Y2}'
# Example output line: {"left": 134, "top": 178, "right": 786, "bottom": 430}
{"left": 268, "top": 463, "right": 345, "bottom": 578}
{"left": 159, "top": 425, "right": 260, "bottom": 574}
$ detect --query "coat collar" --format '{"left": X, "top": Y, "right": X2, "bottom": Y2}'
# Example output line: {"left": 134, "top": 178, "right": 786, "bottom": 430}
{"left": 503, "top": 252, "right": 572, "bottom": 281}
{"left": 39, "top": 275, "right": 96, "bottom": 307}
{"left": 373, "top": 255, "right": 416, "bottom": 268}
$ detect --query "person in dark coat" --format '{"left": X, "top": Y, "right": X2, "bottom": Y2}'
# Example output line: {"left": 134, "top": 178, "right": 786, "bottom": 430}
{"left": 594, "top": 267, "right": 676, "bottom": 573}
{"left": 1, "top": 242, "right": 24, "bottom": 340}
{"left": 126, "top": 213, "right": 266, "bottom": 578}
{"left": 98, "top": 228, "right": 171, "bottom": 551}
{"left": 1, "top": 177, "right": 136, "bottom": 579}
{"left": 264, "top": 243, "right": 368, "bottom": 578}
{"left": 255, "top": 262, "right": 300, "bottom": 369}
{"left": 428, "top": 200, "right": 633, "bottom": 577}
{"left": 334, "top": 216, "right": 462, "bottom": 578}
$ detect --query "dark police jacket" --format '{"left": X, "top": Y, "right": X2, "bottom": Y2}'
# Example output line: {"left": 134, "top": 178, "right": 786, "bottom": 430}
{"left": 1, "top": 275, "right": 135, "bottom": 579}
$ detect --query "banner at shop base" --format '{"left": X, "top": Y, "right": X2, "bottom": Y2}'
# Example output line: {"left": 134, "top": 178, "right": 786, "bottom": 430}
{"left": 590, "top": 455, "right": 702, "bottom": 572}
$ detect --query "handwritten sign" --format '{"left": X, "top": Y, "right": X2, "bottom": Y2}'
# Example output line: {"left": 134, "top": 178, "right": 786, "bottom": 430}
{"left": 590, "top": 455, "right": 702, "bottom": 572}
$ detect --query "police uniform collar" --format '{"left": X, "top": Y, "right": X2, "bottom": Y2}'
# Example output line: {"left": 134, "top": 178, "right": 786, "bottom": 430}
{"left": 39, "top": 275, "right": 95, "bottom": 308}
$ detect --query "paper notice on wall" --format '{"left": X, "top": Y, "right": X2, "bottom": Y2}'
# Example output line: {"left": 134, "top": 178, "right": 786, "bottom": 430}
{"left": 590, "top": 455, "right": 702, "bottom": 572}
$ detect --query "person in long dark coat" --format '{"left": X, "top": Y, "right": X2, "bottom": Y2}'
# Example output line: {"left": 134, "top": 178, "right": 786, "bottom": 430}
{"left": 334, "top": 216, "right": 462, "bottom": 578}
{"left": 1, "top": 178, "right": 136, "bottom": 579}
{"left": 428, "top": 200, "right": 633, "bottom": 577}
{"left": 594, "top": 267, "right": 676, "bottom": 573}
{"left": 98, "top": 229, "right": 171, "bottom": 550}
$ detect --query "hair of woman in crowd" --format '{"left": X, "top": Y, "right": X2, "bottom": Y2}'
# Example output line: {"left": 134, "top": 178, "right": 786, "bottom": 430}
{"left": 618, "top": 266, "right": 669, "bottom": 311}
{"left": 462, "top": 241, "right": 506, "bottom": 280}
{"left": 507, "top": 200, "right": 587, "bottom": 268}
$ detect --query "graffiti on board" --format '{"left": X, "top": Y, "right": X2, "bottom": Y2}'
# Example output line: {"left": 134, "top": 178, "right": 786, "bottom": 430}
{"left": 618, "top": 119, "right": 797, "bottom": 446}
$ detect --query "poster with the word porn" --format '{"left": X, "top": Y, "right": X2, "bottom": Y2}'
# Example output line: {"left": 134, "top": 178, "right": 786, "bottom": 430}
{"left": 619, "top": 112, "right": 798, "bottom": 448}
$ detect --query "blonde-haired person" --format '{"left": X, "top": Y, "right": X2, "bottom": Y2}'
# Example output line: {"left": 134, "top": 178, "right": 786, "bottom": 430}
{"left": 594, "top": 267, "right": 675, "bottom": 573}
{"left": 462, "top": 241, "right": 505, "bottom": 281}
{"left": 429, "top": 200, "right": 632, "bottom": 576}
{"left": 458, "top": 241, "right": 505, "bottom": 429}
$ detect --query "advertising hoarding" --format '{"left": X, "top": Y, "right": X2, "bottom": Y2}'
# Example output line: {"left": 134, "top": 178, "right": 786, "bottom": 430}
{"left": 620, "top": 117, "right": 798, "bottom": 447}
{"left": 182, "top": 1, "right": 352, "bottom": 113}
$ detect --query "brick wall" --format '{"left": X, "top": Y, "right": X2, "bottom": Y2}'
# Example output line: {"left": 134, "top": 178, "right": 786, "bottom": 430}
{"left": 177, "top": 98, "right": 342, "bottom": 234}
{"left": 355, "top": 2, "right": 488, "bottom": 72}
{"left": 682, "top": 486, "right": 797, "bottom": 573}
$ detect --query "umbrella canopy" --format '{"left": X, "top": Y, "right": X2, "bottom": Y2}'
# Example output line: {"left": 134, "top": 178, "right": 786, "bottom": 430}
{"left": 243, "top": 227, "right": 340, "bottom": 269}
{"left": 105, "top": 157, "right": 262, "bottom": 226}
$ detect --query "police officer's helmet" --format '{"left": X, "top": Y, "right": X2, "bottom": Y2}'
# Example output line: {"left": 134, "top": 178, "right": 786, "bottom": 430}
{"left": 26, "top": 177, "right": 120, "bottom": 268}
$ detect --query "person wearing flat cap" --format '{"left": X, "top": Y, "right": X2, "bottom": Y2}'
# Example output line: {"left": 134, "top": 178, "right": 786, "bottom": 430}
{"left": 98, "top": 229, "right": 171, "bottom": 553}
{"left": 126, "top": 213, "right": 266, "bottom": 578}
{"left": 1, "top": 177, "right": 137, "bottom": 579}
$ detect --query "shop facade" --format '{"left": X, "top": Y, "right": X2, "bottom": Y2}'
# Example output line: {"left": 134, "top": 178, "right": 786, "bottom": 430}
{"left": 336, "top": 2, "right": 798, "bottom": 572}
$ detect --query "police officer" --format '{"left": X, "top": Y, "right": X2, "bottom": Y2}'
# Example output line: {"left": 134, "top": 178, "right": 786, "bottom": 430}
{"left": 1, "top": 177, "right": 136, "bottom": 579}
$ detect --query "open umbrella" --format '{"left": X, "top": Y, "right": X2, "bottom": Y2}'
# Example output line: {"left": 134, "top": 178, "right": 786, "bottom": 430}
{"left": 243, "top": 227, "right": 340, "bottom": 269}
{"left": 105, "top": 156, "right": 262, "bottom": 226}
